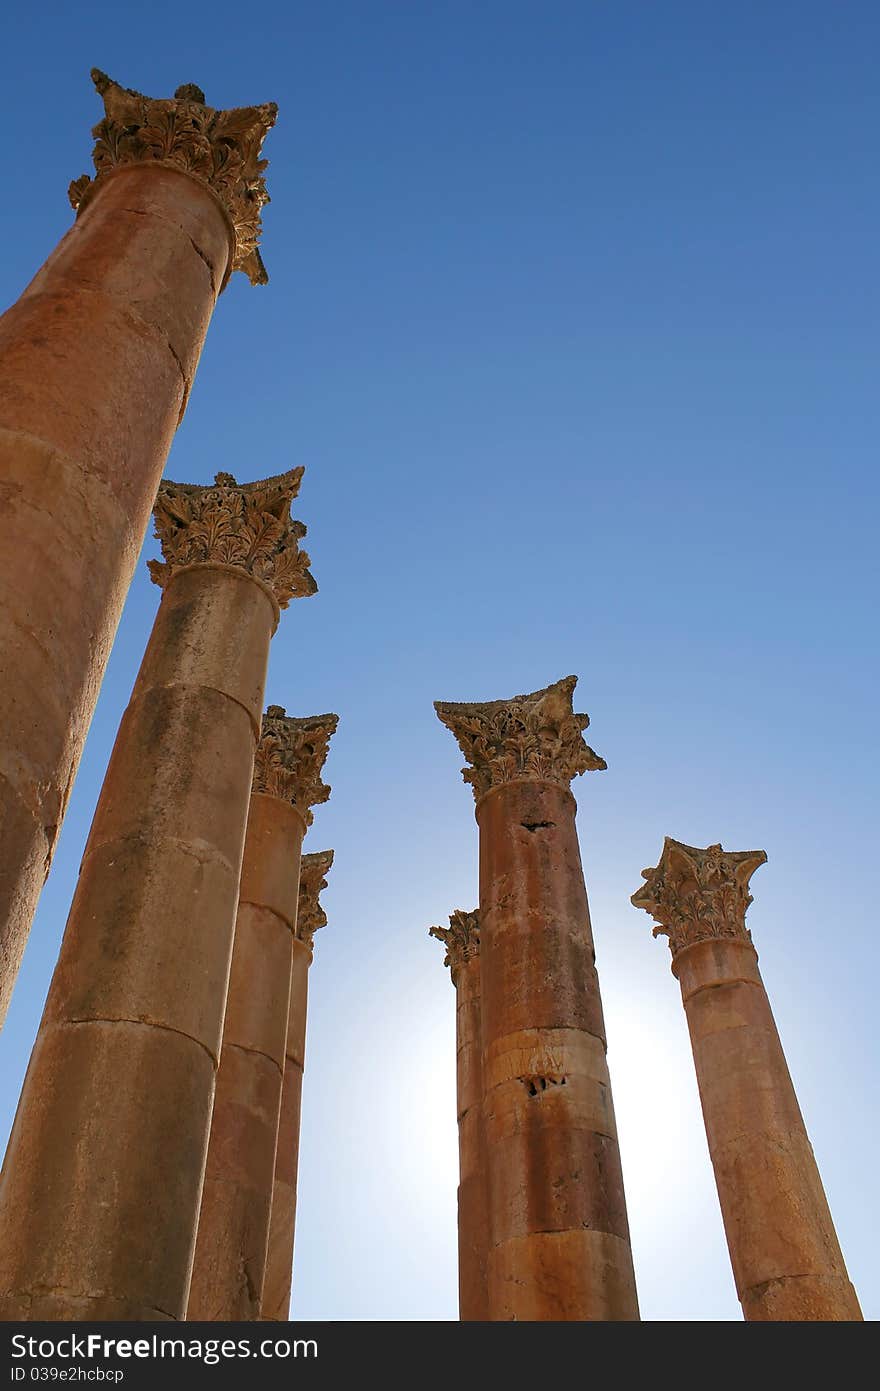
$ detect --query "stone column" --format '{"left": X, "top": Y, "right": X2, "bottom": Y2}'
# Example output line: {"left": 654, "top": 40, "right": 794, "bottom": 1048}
{"left": 262, "top": 850, "right": 333, "bottom": 1322}
{"left": 188, "top": 709, "right": 337, "bottom": 1321}
{"left": 435, "top": 676, "right": 639, "bottom": 1321}
{"left": 632, "top": 838, "right": 862, "bottom": 1321}
{"left": 430, "top": 909, "right": 489, "bottom": 1321}
{"left": 0, "top": 472, "right": 315, "bottom": 1322}
{"left": 0, "top": 70, "right": 276, "bottom": 1026}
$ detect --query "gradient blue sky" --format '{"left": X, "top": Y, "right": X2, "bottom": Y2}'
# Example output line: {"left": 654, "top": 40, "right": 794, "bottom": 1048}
{"left": 1, "top": 2, "right": 877, "bottom": 1320}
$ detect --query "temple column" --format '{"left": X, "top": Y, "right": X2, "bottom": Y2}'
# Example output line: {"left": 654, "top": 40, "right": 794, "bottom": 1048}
{"left": 188, "top": 709, "right": 337, "bottom": 1320}
{"left": 430, "top": 910, "right": 489, "bottom": 1321}
{"left": 0, "top": 71, "right": 277, "bottom": 1026}
{"left": 262, "top": 851, "right": 333, "bottom": 1321}
{"left": 435, "top": 676, "right": 639, "bottom": 1321}
{"left": 0, "top": 472, "right": 315, "bottom": 1321}
{"left": 632, "top": 838, "right": 861, "bottom": 1321}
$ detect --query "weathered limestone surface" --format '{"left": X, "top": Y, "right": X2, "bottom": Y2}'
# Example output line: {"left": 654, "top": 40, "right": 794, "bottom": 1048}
{"left": 188, "top": 710, "right": 337, "bottom": 1321}
{"left": 632, "top": 838, "right": 862, "bottom": 1322}
{"left": 262, "top": 850, "right": 333, "bottom": 1322}
{"left": 435, "top": 677, "right": 639, "bottom": 1321}
{"left": 430, "top": 909, "right": 489, "bottom": 1321}
{"left": 0, "top": 473, "right": 313, "bottom": 1321}
{"left": 0, "top": 71, "right": 276, "bottom": 1026}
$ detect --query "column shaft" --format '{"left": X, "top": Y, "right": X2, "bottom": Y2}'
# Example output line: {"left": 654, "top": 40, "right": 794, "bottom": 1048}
{"left": 187, "top": 793, "right": 305, "bottom": 1320}
{"left": 455, "top": 952, "right": 489, "bottom": 1320}
{"left": 478, "top": 780, "right": 639, "bottom": 1320}
{"left": 262, "top": 938, "right": 311, "bottom": 1321}
{"left": 0, "top": 165, "right": 229, "bottom": 1024}
{"left": 675, "top": 938, "right": 862, "bottom": 1320}
{"left": 0, "top": 563, "right": 274, "bottom": 1320}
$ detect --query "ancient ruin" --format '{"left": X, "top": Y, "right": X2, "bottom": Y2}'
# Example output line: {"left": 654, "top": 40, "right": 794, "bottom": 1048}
{"left": 0, "top": 72, "right": 276, "bottom": 1026}
{"left": 0, "top": 472, "right": 314, "bottom": 1320}
{"left": 188, "top": 709, "right": 337, "bottom": 1321}
{"left": 435, "top": 677, "right": 640, "bottom": 1320}
{"left": 632, "top": 839, "right": 862, "bottom": 1321}
{"left": 430, "top": 910, "right": 488, "bottom": 1320}
{"left": 0, "top": 67, "right": 864, "bottom": 1328}
{"left": 262, "top": 850, "right": 334, "bottom": 1321}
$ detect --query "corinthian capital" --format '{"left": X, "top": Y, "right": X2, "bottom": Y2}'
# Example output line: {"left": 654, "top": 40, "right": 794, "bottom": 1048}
{"left": 429, "top": 909, "right": 480, "bottom": 984}
{"left": 69, "top": 69, "right": 277, "bottom": 285}
{"left": 148, "top": 470, "right": 317, "bottom": 610}
{"left": 631, "top": 837, "right": 767, "bottom": 958}
{"left": 252, "top": 707, "right": 338, "bottom": 824}
{"left": 298, "top": 850, "right": 334, "bottom": 949}
{"left": 434, "top": 675, "right": 606, "bottom": 802}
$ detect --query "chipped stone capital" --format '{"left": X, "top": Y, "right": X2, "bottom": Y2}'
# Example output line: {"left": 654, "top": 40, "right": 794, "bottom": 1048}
{"left": 252, "top": 706, "right": 338, "bottom": 824}
{"left": 298, "top": 850, "right": 334, "bottom": 950}
{"left": 69, "top": 68, "right": 277, "bottom": 286}
{"left": 631, "top": 837, "right": 767, "bottom": 957}
{"left": 148, "top": 470, "right": 317, "bottom": 612}
{"left": 429, "top": 908, "right": 480, "bottom": 985}
{"left": 434, "top": 675, "right": 606, "bottom": 803}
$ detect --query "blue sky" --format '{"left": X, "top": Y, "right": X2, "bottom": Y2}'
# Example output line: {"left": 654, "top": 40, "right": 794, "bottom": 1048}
{"left": 1, "top": 2, "right": 877, "bottom": 1320}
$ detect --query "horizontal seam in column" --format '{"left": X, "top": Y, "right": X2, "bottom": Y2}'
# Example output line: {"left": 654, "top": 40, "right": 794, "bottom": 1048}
{"left": 682, "top": 976, "right": 763, "bottom": 1002}
{"left": 743, "top": 1271, "right": 849, "bottom": 1298}
{"left": 484, "top": 1124, "right": 619, "bottom": 1142}
{"left": 485, "top": 1030, "right": 608, "bottom": 1045}
{"left": 61, "top": 1015, "right": 218, "bottom": 1068}
{"left": 709, "top": 1124, "right": 810, "bottom": 1150}
{"left": 490, "top": 1229, "right": 632, "bottom": 1246}
{"left": 238, "top": 899, "right": 297, "bottom": 933}
{"left": 123, "top": 680, "right": 263, "bottom": 742}
{"left": 80, "top": 831, "right": 236, "bottom": 875}
{"left": 4, "top": 1294, "right": 178, "bottom": 1321}
{"left": 224, "top": 1040, "right": 284, "bottom": 1078}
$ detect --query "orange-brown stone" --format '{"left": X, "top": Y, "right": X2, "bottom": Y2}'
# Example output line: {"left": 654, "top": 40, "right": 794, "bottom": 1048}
{"left": 0, "top": 474, "right": 312, "bottom": 1322}
{"left": 262, "top": 850, "right": 333, "bottom": 1321}
{"left": 0, "top": 72, "right": 276, "bottom": 1027}
{"left": 435, "top": 678, "right": 639, "bottom": 1321}
{"left": 188, "top": 710, "right": 336, "bottom": 1321}
{"left": 430, "top": 910, "right": 489, "bottom": 1320}
{"left": 633, "top": 838, "right": 862, "bottom": 1322}
{"left": 0, "top": 569, "right": 274, "bottom": 1320}
{"left": 187, "top": 796, "right": 305, "bottom": 1321}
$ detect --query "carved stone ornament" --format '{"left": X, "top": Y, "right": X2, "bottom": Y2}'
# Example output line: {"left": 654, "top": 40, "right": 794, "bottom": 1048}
{"left": 434, "top": 674, "right": 606, "bottom": 802}
{"left": 631, "top": 837, "right": 767, "bottom": 957}
{"left": 148, "top": 470, "right": 317, "bottom": 610}
{"left": 68, "top": 69, "right": 277, "bottom": 286}
{"left": 298, "top": 850, "right": 334, "bottom": 949}
{"left": 429, "top": 909, "right": 480, "bottom": 984}
{"left": 252, "top": 706, "right": 338, "bottom": 824}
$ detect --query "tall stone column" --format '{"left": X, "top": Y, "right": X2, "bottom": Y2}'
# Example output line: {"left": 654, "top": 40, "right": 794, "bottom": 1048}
{"left": 188, "top": 709, "right": 337, "bottom": 1321}
{"left": 0, "top": 472, "right": 315, "bottom": 1322}
{"left": 430, "top": 909, "right": 489, "bottom": 1321}
{"left": 632, "top": 838, "right": 862, "bottom": 1321}
{"left": 435, "top": 676, "right": 639, "bottom": 1321}
{"left": 0, "top": 70, "right": 276, "bottom": 1025}
{"left": 262, "top": 850, "right": 333, "bottom": 1322}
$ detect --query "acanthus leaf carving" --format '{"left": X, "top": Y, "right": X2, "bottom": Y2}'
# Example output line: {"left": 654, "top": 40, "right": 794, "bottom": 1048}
{"left": 429, "top": 908, "right": 480, "bottom": 984}
{"left": 298, "top": 850, "right": 334, "bottom": 950}
{"left": 69, "top": 69, "right": 277, "bottom": 286}
{"left": 434, "top": 675, "right": 606, "bottom": 802}
{"left": 148, "top": 470, "right": 317, "bottom": 610}
{"left": 631, "top": 837, "right": 767, "bottom": 957}
{"left": 252, "top": 706, "right": 338, "bottom": 824}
